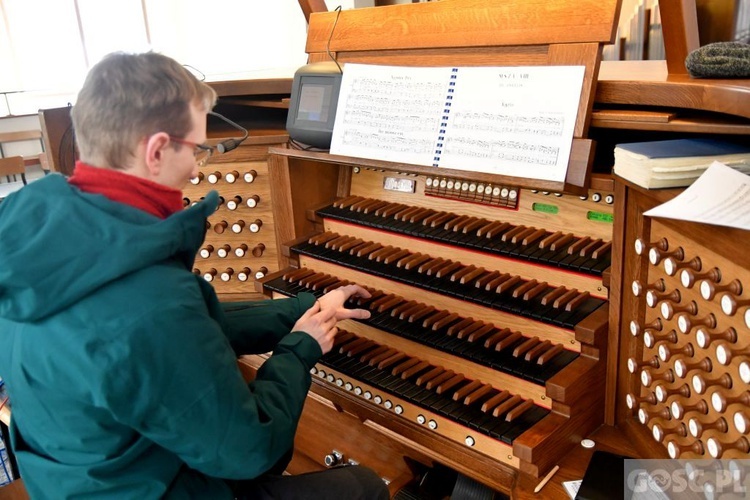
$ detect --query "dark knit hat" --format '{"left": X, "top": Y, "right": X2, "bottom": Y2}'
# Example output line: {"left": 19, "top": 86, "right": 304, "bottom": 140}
{"left": 685, "top": 41, "right": 750, "bottom": 78}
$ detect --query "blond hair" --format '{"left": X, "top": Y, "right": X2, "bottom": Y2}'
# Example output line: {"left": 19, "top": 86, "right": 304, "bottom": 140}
{"left": 71, "top": 52, "right": 217, "bottom": 169}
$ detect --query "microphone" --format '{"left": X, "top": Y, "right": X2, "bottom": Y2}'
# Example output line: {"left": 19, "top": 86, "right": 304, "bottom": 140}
{"left": 216, "top": 139, "right": 241, "bottom": 154}
{"left": 209, "top": 111, "right": 248, "bottom": 154}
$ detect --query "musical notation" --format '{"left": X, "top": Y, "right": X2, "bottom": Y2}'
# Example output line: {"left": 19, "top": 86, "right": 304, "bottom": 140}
{"left": 443, "top": 137, "right": 560, "bottom": 165}
{"left": 330, "top": 64, "right": 584, "bottom": 182}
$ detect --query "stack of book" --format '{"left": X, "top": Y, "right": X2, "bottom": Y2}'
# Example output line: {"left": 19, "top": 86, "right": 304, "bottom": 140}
{"left": 613, "top": 138, "right": 750, "bottom": 189}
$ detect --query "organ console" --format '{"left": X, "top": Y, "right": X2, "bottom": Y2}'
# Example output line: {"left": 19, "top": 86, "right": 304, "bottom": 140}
{"left": 151, "top": 0, "right": 750, "bottom": 497}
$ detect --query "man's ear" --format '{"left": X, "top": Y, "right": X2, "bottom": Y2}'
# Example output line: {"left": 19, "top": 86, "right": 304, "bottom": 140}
{"left": 144, "top": 132, "right": 171, "bottom": 177}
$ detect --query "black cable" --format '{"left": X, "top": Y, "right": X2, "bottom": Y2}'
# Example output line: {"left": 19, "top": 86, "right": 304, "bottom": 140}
{"left": 326, "top": 6, "right": 343, "bottom": 74}
{"left": 182, "top": 64, "right": 206, "bottom": 81}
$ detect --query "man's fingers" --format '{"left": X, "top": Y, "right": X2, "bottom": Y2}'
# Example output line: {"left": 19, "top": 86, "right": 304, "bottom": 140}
{"left": 337, "top": 308, "right": 371, "bottom": 321}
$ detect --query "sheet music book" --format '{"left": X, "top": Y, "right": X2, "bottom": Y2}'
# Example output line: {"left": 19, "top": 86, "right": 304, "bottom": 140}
{"left": 330, "top": 63, "right": 585, "bottom": 183}
{"left": 614, "top": 138, "right": 750, "bottom": 189}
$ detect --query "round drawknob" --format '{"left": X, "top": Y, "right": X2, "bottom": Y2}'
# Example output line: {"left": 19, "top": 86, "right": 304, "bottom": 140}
{"left": 226, "top": 195, "right": 242, "bottom": 210}
{"left": 213, "top": 220, "right": 228, "bottom": 234}
{"left": 680, "top": 267, "right": 721, "bottom": 289}
{"left": 234, "top": 244, "right": 249, "bottom": 257}
{"left": 199, "top": 245, "right": 214, "bottom": 259}
{"left": 638, "top": 405, "right": 670, "bottom": 424}
{"left": 696, "top": 326, "right": 737, "bottom": 349}
{"left": 670, "top": 399, "right": 707, "bottom": 420}
{"left": 692, "top": 372, "right": 732, "bottom": 395}
{"left": 721, "top": 294, "right": 750, "bottom": 317}
{"left": 666, "top": 439, "right": 704, "bottom": 459}
{"left": 632, "top": 279, "right": 665, "bottom": 297}
{"left": 657, "top": 342, "right": 694, "bottom": 363}
{"left": 252, "top": 243, "right": 266, "bottom": 257}
{"left": 220, "top": 268, "right": 233, "bottom": 282}
{"left": 677, "top": 313, "right": 716, "bottom": 334}
{"left": 628, "top": 356, "right": 660, "bottom": 374}
{"left": 190, "top": 172, "right": 204, "bottom": 185}
{"left": 644, "top": 329, "right": 677, "bottom": 349}
{"left": 651, "top": 421, "right": 687, "bottom": 443}
{"left": 231, "top": 220, "right": 245, "bottom": 234}
{"left": 660, "top": 300, "right": 697, "bottom": 321}
{"left": 236, "top": 267, "right": 251, "bottom": 282}
{"left": 733, "top": 410, "right": 750, "bottom": 434}
{"left": 649, "top": 245, "right": 683, "bottom": 266}
{"left": 700, "top": 278, "right": 742, "bottom": 301}
{"left": 664, "top": 256, "right": 701, "bottom": 277}
{"left": 654, "top": 382, "right": 691, "bottom": 403}
{"left": 225, "top": 170, "right": 240, "bottom": 183}
{"left": 217, "top": 244, "right": 231, "bottom": 258}
{"left": 202, "top": 268, "right": 217, "bottom": 282}
{"left": 626, "top": 392, "right": 657, "bottom": 409}
{"left": 707, "top": 436, "right": 750, "bottom": 458}
{"left": 249, "top": 219, "right": 263, "bottom": 233}
{"left": 255, "top": 266, "right": 268, "bottom": 280}
{"left": 689, "top": 415, "right": 728, "bottom": 438}
{"left": 673, "top": 357, "right": 712, "bottom": 379}
{"left": 711, "top": 390, "right": 750, "bottom": 413}
{"left": 630, "top": 318, "right": 663, "bottom": 337}
{"left": 646, "top": 289, "right": 680, "bottom": 308}
{"left": 739, "top": 360, "right": 750, "bottom": 384}
{"left": 641, "top": 368, "right": 675, "bottom": 387}
{"left": 715, "top": 341, "right": 750, "bottom": 366}
{"left": 207, "top": 171, "right": 222, "bottom": 184}
{"left": 244, "top": 170, "right": 257, "bottom": 183}
{"left": 634, "top": 237, "right": 668, "bottom": 256}
{"left": 246, "top": 195, "right": 261, "bottom": 208}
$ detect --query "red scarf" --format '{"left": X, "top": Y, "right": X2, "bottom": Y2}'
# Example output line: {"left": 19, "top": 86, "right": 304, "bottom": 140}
{"left": 68, "top": 162, "right": 183, "bottom": 219}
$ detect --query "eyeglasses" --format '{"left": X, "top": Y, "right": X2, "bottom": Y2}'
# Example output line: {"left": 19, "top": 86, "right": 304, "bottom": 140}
{"left": 167, "top": 111, "right": 248, "bottom": 168}
{"left": 169, "top": 136, "right": 214, "bottom": 168}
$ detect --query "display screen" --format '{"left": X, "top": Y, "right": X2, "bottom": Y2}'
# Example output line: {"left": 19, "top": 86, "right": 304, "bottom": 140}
{"left": 296, "top": 83, "right": 332, "bottom": 123}
{"left": 286, "top": 62, "right": 343, "bottom": 148}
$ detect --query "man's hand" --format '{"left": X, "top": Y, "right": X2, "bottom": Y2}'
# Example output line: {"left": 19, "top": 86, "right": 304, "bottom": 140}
{"left": 292, "top": 301, "right": 339, "bottom": 354}
{"left": 318, "top": 284, "right": 372, "bottom": 321}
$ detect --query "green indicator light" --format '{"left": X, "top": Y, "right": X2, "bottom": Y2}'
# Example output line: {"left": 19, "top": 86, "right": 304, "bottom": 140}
{"left": 532, "top": 203, "right": 558, "bottom": 214}
{"left": 587, "top": 211, "right": 614, "bottom": 223}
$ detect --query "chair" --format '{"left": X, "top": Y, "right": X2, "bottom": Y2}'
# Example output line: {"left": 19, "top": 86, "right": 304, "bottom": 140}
{"left": 0, "top": 157, "right": 26, "bottom": 185}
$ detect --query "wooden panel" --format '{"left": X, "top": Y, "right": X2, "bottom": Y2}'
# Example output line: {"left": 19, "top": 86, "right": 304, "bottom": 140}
{"left": 306, "top": 0, "right": 620, "bottom": 53}
{"left": 659, "top": 0, "right": 700, "bottom": 75}
{"left": 185, "top": 140, "right": 286, "bottom": 301}
{"left": 269, "top": 144, "right": 597, "bottom": 198}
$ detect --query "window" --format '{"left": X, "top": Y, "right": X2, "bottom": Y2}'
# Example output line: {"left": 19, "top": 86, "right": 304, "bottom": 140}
{"left": 0, "top": 0, "right": 310, "bottom": 116}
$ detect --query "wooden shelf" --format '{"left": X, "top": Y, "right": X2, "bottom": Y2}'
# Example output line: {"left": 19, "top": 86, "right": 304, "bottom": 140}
{"left": 270, "top": 140, "right": 596, "bottom": 195}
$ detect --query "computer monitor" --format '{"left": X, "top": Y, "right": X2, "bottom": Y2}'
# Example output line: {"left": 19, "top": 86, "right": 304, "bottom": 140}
{"left": 286, "top": 61, "right": 343, "bottom": 149}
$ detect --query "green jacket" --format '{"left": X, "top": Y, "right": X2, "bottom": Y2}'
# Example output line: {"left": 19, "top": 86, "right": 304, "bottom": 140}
{"left": 0, "top": 174, "right": 320, "bottom": 499}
